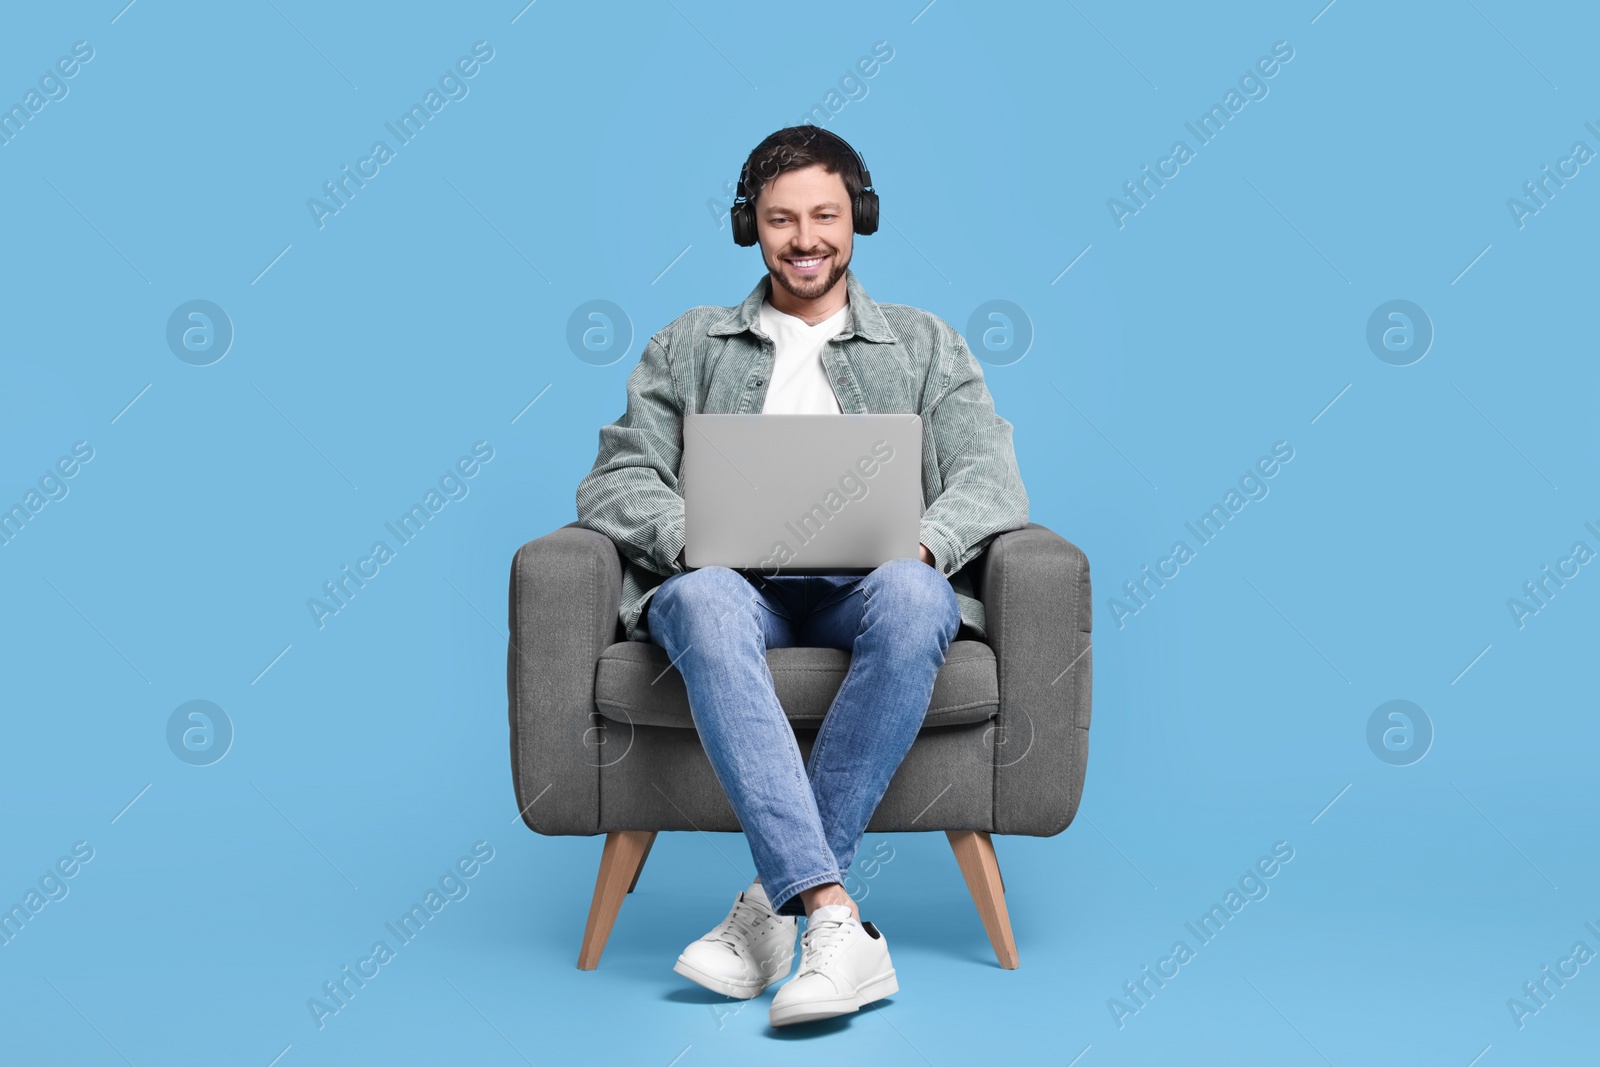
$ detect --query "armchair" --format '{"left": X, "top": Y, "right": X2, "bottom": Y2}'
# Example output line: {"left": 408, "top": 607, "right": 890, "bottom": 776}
{"left": 507, "top": 522, "right": 1091, "bottom": 969}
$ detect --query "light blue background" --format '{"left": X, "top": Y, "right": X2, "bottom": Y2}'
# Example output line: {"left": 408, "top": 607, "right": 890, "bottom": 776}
{"left": 2, "top": 1, "right": 1596, "bottom": 1064}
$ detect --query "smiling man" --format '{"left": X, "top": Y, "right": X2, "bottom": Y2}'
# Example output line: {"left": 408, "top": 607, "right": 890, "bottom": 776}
{"left": 576, "top": 126, "right": 1029, "bottom": 1027}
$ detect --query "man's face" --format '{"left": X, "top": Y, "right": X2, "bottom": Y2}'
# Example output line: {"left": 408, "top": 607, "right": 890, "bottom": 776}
{"left": 754, "top": 163, "right": 853, "bottom": 303}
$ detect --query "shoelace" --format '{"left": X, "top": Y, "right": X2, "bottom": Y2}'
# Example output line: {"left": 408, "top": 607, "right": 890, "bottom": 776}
{"left": 711, "top": 896, "right": 775, "bottom": 951}
{"left": 795, "top": 915, "right": 854, "bottom": 977}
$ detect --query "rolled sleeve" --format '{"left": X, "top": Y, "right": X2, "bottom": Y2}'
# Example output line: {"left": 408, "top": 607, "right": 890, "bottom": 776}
{"left": 918, "top": 517, "right": 962, "bottom": 577}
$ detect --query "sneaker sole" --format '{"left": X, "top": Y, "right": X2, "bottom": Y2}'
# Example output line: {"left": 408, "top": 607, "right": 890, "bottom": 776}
{"left": 674, "top": 955, "right": 792, "bottom": 1000}
{"left": 769, "top": 969, "right": 898, "bottom": 1027}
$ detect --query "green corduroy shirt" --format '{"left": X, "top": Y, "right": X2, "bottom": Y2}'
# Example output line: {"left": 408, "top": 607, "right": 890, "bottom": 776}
{"left": 576, "top": 267, "right": 1030, "bottom": 643}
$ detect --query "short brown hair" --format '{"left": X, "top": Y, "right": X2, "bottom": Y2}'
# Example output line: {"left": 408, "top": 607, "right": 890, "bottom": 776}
{"left": 737, "top": 126, "right": 867, "bottom": 210}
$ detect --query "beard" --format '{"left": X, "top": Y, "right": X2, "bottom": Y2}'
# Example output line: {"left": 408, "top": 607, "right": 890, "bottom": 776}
{"left": 768, "top": 243, "right": 851, "bottom": 303}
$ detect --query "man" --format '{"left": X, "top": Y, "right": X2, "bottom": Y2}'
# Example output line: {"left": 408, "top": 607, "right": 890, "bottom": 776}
{"left": 575, "top": 126, "right": 1028, "bottom": 1026}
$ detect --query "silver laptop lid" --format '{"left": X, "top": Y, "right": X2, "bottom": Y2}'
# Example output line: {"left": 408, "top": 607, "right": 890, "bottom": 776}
{"left": 683, "top": 414, "right": 923, "bottom": 575}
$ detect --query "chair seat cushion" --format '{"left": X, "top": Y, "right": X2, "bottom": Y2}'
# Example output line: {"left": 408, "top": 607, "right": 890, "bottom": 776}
{"left": 594, "top": 640, "right": 1000, "bottom": 730}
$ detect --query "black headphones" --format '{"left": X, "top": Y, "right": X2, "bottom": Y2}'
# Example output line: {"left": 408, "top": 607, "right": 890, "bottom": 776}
{"left": 730, "top": 127, "right": 879, "bottom": 247}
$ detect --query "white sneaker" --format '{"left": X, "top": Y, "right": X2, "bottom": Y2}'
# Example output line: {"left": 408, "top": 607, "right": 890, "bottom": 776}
{"left": 769, "top": 904, "right": 898, "bottom": 1027}
{"left": 673, "top": 882, "right": 797, "bottom": 999}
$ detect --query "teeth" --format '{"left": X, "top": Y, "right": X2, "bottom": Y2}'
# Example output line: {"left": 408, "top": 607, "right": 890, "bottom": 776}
{"left": 791, "top": 257, "right": 823, "bottom": 267}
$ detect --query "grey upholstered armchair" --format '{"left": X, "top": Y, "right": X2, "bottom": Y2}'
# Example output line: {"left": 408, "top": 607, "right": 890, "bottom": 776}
{"left": 507, "top": 521, "right": 1092, "bottom": 970}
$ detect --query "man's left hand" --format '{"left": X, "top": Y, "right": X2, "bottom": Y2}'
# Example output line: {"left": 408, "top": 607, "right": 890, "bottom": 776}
{"left": 918, "top": 543, "right": 934, "bottom": 567}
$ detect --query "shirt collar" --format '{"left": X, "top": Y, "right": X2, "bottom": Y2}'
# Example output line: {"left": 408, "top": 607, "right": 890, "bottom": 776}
{"left": 708, "top": 267, "right": 897, "bottom": 343}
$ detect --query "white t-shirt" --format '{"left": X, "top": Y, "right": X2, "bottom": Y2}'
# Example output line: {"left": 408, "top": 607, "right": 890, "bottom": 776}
{"left": 758, "top": 298, "right": 848, "bottom": 414}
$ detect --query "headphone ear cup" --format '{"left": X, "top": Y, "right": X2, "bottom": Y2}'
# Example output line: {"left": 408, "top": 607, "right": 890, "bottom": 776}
{"left": 731, "top": 201, "right": 757, "bottom": 246}
{"left": 731, "top": 165, "right": 758, "bottom": 246}
{"left": 854, "top": 189, "right": 880, "bottom": 236}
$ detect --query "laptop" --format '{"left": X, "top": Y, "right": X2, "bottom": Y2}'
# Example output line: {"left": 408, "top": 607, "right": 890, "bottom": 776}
{"left": 682, "top": 414, "right": 923, "bottom": 575}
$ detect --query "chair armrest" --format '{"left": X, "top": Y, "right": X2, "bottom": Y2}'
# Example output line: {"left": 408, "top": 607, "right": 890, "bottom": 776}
{"left": 507, "top": 522, "right": 623, "bottom": 836}
{"left": 977, "top": 522, "right": 1093, "bottom": 836}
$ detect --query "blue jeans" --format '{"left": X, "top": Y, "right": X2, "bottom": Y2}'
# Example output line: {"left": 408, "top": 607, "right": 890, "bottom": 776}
{"left": 645, "top": 558, "right": 960, "bottom": 917}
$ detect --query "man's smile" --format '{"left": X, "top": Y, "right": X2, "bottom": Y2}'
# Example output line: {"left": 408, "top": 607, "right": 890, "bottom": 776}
{"left": 785, "top": 253, "right": 828, "bottom": 276}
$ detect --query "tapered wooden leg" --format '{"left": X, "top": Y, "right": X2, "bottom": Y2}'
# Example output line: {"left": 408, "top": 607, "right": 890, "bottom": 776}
{"left": 578, "top": 830, "right": 656, "bottom": 970}
{"left": 947, "top": 830, "right": 1019, "bottom": 969}
{"left": 627, "top": 832, "right": 656, "bottom": 894}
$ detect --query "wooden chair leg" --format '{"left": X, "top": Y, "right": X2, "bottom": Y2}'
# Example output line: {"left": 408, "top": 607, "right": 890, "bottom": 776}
{"left": 946, "top": 830, "right": 1019, "bottom": 969}
{"left": 627, "top": 832, "right": 656, "bottom": 894}
{"left": 578, "top": 830, "right": 655, "bottom": 970}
